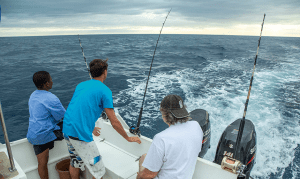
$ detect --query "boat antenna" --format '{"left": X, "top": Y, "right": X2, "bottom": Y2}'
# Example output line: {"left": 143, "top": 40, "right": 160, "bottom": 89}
{"left": 234, "top": 14, "right": 266, "bottom": 158}
{"left": 130, "top": 8, "right": 172, "bottom": 136}
{"left": 78, "top": 34, "right": 92, "bottom": 79}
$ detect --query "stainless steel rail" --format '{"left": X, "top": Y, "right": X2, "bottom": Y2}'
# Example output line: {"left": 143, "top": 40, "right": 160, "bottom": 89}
{"left": 0, "top": 100, "right": 16, "bottom": 172}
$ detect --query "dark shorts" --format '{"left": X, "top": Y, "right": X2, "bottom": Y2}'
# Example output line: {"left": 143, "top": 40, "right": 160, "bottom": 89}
{"left": 33, "top": 141, "right": 54, "bottom": 155}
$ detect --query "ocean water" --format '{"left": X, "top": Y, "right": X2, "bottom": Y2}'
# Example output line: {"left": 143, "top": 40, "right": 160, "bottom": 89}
{"left": 0, "top": 34, "right": 299, "bottom": 178}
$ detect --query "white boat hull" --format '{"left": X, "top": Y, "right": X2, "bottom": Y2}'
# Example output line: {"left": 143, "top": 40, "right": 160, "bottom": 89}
{"left": 1, "top": 114, "right": 237, "bottom": 179}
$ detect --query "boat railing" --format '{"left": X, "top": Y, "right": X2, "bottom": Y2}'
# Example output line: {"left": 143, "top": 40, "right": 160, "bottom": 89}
{"left": 0, "top": 100, "right": 17, "bottom": 172}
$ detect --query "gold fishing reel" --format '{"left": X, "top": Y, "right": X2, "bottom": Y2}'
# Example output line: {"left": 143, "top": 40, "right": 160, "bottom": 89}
{"left": 221, "top": 156, "right": 246, "bottom": 177}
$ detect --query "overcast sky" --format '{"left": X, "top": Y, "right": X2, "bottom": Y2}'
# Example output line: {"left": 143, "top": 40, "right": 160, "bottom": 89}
{"left": 0, "top": 0, "right": 299, "bottom": 37}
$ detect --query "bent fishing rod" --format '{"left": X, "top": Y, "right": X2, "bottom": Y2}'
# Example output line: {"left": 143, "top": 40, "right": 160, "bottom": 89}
{"left": 78, "top": 35, "right": 110, "bottom": 120}
{"left": 130, "top": 9, "right": 172, "bottom": 136}
{"left": 234, "top": 14, "right": 266, "bottom": 158}
{"left": 78, "top": 35, "right": 110, "bottom": 119}
{"left": 78, "top": 34, "right": 92, "bottom": 79}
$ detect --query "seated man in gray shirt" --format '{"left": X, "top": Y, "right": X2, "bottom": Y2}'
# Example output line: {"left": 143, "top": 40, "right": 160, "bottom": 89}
{"left": 137, "top": 94, "right": 203, "bottom": 179}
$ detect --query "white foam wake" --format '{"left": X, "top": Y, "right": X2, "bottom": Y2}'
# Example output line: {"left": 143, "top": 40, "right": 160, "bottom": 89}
{"left": 114, "top": 51, "right": 300, "bottom": 178}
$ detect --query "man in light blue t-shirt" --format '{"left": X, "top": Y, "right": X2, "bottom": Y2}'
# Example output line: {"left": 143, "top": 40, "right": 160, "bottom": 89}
{"left": 63, "top": 59, "right": 141, "bottom": 179}
{"left": 27, "top": 71, "right": 66, "bottom": 179}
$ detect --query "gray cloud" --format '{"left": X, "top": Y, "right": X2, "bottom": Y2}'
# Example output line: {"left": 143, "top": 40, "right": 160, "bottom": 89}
{"left": 0, "top": 0, "right": 299, "bottom": 36}
{"left": 2, "top": 0, "right": 298, "bottom": 19}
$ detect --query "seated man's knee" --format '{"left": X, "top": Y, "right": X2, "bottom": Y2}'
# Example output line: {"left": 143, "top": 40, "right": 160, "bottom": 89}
{"left": 139, "top": 153, "right": 147, "bottom": 163}
{"left": 139, "top": 153, "right": 147, "bottom": 172}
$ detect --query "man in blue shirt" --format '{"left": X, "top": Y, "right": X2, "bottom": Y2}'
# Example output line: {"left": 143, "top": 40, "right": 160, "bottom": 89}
{"left": 27, "top": 71, "right": 66, "bottom": 179}
{"left": 63, "top": 59, "right": 141, "bottom": 179}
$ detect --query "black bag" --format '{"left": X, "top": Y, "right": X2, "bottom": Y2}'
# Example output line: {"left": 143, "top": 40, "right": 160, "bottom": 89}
{"left": 53, "top": 121, "right": 64, "bottom": 141}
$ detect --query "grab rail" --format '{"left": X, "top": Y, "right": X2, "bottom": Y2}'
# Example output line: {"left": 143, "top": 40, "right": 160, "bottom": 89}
{"left": 0, "top": 100, "right": 16, "bottom": 172}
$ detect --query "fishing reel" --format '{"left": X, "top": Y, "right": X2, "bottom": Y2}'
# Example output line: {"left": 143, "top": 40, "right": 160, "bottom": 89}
{"left": 101, "top": 111, "right": 109, "bottom": 122}
{"left": 130, "top": 126, "right": 141, "bottom": 137}
{"left": 221, "top": 156, "right": 246, "bottom": 177}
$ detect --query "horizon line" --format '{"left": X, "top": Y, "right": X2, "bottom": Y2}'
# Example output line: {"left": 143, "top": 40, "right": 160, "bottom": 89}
{"left": 1, "top": 33, "right": 299, "bottom": 38}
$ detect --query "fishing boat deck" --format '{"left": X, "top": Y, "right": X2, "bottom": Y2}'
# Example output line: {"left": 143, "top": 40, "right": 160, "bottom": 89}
{"left": 95, "top": 137, "right": 138, "bottom": 179}
{"left": 4, "top": 115, "right": 238, "bottom": 179}
{"left": 0, "top": 146, "right": 26, "bottom": 179}
{"left": 94, "top": 117, "right": 238, "bottom": 179}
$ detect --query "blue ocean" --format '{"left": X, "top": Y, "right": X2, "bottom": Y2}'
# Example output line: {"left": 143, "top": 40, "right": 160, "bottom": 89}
{"left": 0, "top": 34, "right": 299, "bottom": 178}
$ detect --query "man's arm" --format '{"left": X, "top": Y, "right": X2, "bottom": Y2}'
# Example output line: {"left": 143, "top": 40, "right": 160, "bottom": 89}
{"left": 137, "top": 168, "right": 158, "bottom": 179}
{"left": 105, "top": 108, "right": 141, "bottom": 144}
{"left": 49, "top": 97, "right": 66, "bottom": 122}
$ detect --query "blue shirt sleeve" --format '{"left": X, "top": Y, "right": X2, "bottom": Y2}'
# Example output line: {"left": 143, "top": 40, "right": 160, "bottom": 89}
{"left": 102, "top": 88, "right": 114, "bottom": 109}
{"left": 48, "top": 96, "right": 66, "bottom": 123}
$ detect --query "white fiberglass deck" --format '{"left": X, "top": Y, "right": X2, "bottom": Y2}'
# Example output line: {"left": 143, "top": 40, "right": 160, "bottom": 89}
{"left": 95, "top": 138, "right": 138, "bottom": 179}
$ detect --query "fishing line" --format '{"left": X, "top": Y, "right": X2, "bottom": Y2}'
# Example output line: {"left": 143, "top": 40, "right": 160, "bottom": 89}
{"left": 130, "top": 8, "right": 172, "bottom": 136}
{"left": 234, "top": 14, "right": 266, "bottom": 157}
{"left": 78, "top": 35, "right": 110, "bottom": 119}
{"left": 78, "top": 34, "right": 92, "bottom": 79}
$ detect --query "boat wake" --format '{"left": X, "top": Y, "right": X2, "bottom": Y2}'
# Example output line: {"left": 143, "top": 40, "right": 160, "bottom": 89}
{"left": 114, "top": 51, "right": 300, "bottom": 178}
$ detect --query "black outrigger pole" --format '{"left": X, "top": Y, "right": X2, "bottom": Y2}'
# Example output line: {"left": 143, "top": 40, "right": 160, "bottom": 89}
{"left": 78, "top": 34, "right": 92, "bottom": 79}
{"left": 234, "top": 14, "right": 266, "bottom": 158}
{"left": 130, "top": 9, "right": 172, "bottom": 136}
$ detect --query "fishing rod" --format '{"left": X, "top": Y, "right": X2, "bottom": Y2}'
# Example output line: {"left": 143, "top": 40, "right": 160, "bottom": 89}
{"left": 78, "top": 34, "right": 92, "bottom": 79}
{"left": 130, "top": 8, "right": 172, "bottom": 136}
{"left": 78, "top": 35, "right": 110, "bottom": 120}
{"left": 234, "top": 14, "right": 266, "bottom": 158}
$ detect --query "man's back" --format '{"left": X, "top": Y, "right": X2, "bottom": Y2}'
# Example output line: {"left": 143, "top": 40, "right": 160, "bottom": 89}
{"left": 27, "top": 90, "right": 65, "bottom": 145}
{"left": 143, "top": 120, "right": 203, "bottom": 179}
{"left": 63, "top": 79, "right": 113, "bottom": 142}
